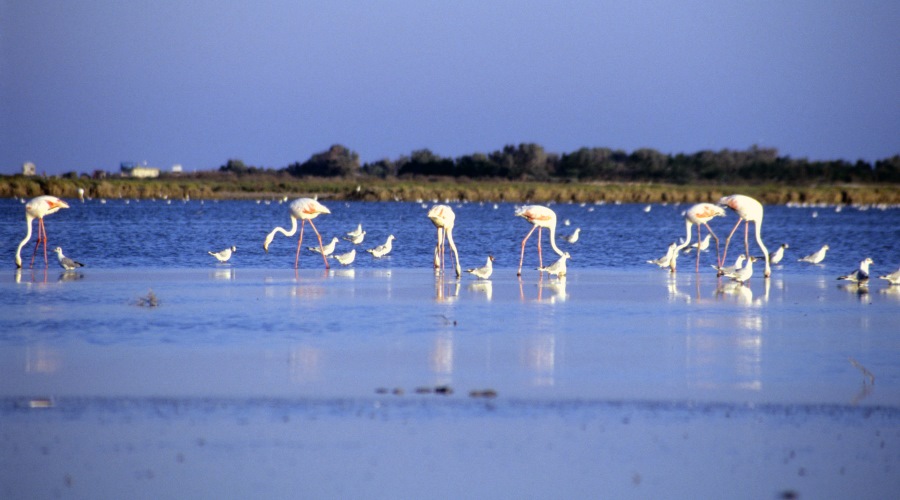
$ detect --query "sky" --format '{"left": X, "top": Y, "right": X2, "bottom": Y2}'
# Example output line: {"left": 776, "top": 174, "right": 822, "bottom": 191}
{"left": 1, "top": 0, "right": 898, "bottom": 175}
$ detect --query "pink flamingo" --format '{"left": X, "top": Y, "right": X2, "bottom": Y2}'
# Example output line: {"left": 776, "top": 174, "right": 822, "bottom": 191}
{"left": 427, "top": 205, "right": 461, "bottom": 278}
{"left": 263, "top": 198, "right": 331, "bottom": 269}
{"left": 515, "top": 205, "right": 565, "bottom": 276}
{"left": 719, "top": 194, "right": 771, "bottom": 278}
{"left": 674, "top": 203, "right": 726, "bottom": 272}
{"left": 15, "top": 195, "right": 70, "bottom": 268}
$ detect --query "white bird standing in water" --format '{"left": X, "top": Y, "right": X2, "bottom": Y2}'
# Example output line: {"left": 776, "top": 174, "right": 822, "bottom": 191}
{"left": 308, "top": 236, "right": 339, "bottom": 256}
{"left": 344, "top": 231, "right": 366, "bottom": 245}
{"left": 727, "top": 257, "right": 753, "bottom": 284}
{"left": 331, "top": 249, "right": 356, "bottom": 266}
{"left": 878, "top": 266, "right": 900, "bottom": 285}
{"left": 713, "top": 254, "right": 746, "bottom": 276}
{"left": 16, "top": 195, "right": 70, "bottom": 268}
{"left": 648, "top": 242, "right": 679, "bottom": 270}
{"left": 538, "top": 252, "right": 571, "bottom": 278}
{"left": 263, "top": 198, "right": 331, "bottom": 269}
{"left": 208, "top": 246, "right": 236, "bottom": 263}
{"left": 346, "top": 223, "right": 363, "bottom": 239}
{"left": 799, "top": 245, "right": 830, "bottom": 264}
{"left": 564, "top": 228, "right": 581, "bottom": 244}
{"left": 466, "top": 255, "right": 494, "bottom": 279}
{"left": 515, "top": 205, "right": 566, "bottom": 276}
{"left": 769, "top": 243, "right": 789, "bottom": 264}
{"left": 367, "top": 235, "right": 395, "bottom": 258}
{"left": 683, "top": 234, "right": 711, "bottom": 254}
{"left": 719, "top": 194, "right": 771, "bottom": 278}
{"left": 837, "top": 258, "right": 873, "bottom": 284}
{"left": 53, "top": 247, "right": 84, "bottom": 270}
{"left": 427, "top": 205, "right": 462, "bottom": 278}
{"left": 673, "top": 203, "right": 726, "bottom": 272}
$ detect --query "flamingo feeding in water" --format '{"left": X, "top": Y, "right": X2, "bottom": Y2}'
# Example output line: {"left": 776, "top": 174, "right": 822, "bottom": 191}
{"left": 263, "top": 198, "right": 331, "bottom": 269}
{"left": 15, "top": 195, "right": 70, "bottom": 268}
{"left": 719, "top": 194, "right": 771, "bottom": 278}
{"left": 514, "top": 205, "right": 565, "bottom": 276}
{"left": 427, "top": 205, "right": 461, "bottom": 278}
{"left": 674, "top": 203, "right": 726, "bottom": 272}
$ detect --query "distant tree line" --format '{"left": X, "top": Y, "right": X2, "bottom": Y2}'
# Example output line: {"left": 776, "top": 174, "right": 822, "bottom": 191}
{"left": 220, "top": 144, "right": 899, "bottom": 184}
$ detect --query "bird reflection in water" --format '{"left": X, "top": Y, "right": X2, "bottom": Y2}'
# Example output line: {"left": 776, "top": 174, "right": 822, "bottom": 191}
{"left": 57, "top": 271, "right": 85, "bottom": 282}
{"left": 523, "top": 334, "right": 556, "bottom": 387}
{"left": 467, "top": 281, "right": 493, "bottom": 301}
{"left": 434, "top": 276, "right": 460, "bottom": 302}
{"left": 518, "top": 276, "right": 568, "bottom": 302}
{"left": 211, "top": 268, "right": 235, "bottom": 280}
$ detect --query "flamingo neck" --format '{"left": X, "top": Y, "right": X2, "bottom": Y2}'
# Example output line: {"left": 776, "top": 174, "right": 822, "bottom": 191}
{"left": 15, "top": 215, "right": 35, "bottom": 268}
{"left": 547, "top": 224, "right": 565, "bottom": 257}
{"left": 675, "top": 219, "right": 693, "bottom": 252}
{"left": 272, "top": 216, "right": 298, "bottom": 238}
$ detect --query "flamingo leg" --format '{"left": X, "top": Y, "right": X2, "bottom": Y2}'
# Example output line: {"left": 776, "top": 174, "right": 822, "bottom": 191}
{"left": 721, "top": 218, "right": 742, "bottom": 268}
{"left": 294, "top": 221, "right": 306, "bottom": 268}
{"left": 537, "top": 227, "right": 543, "bottom": 269}
{"left": 433, "top": 228, "right": 442, "bottom": 270}
{"left": 518, "top": 225, "right": 539, "bottom": 276}
{"left": 704, "top": 223, "right": 721, "bottom": 268}
{"left": 307, "top": 219, "right": 329, "bottom": 269}
{"left": 31, "top": 218, "right": 48, "bottom": 268}
{"left": 743, "top": 221, "right": 751, "bottom": 258}
{"left": 695, "top": 223, "right": 701, "bottom": 272}
{"left": 445, "top": 227, "right": 461, "bottom": 278}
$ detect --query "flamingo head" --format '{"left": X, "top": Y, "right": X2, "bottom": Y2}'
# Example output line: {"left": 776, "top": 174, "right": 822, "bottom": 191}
{"left": 263, "top": 233, "right": 275, "bottom": 253}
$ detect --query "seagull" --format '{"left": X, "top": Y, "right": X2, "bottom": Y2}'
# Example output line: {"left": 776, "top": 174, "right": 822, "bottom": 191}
{"left": 208, "top": 245, "right": 236, "bottom": 263}
{"left": 346, "top": 223, "right": 364, "bottom": 239}
{"left": 799, "top": 244, "right": 829, "bottom": 264}
{"left": 367, "top": 235, "right": 395, "bottom": 258}
{"left": 308, "top": 236, "right": 339, "bottom": 256}
{"left": 712, "top": 254, "right": 746, "bottom": 276}
{"left": 53, "top": 247, "right": 84, "bottom": 270}
{"left": 683, "top": 234, "right": 711, "bottom": 254}
{"left": 837, "top": 258, "right": 873, "bottom": 284}
{"left": 878, "top": 266, "right": 900, "bottom": 285}
{"left": 466, "top": 255, "right": 495, "bottom": 279}
{"left": 769, "top": 243, "right": 789, "bottom": 264}
{"left": 563, "top": 228, "right": 580, "bottom": 244}
{"left": 538, "top": 252, "right": 571, "bottom": 278}
{"left": 647, "top": 242, "right": 678, "bottom": 269}
{"left": 344, "top": 231, "right": 366, "bottom": 245}
{"left": 331, "top": 249, "right": 356, "bottom": 266}
{"left": 726, "top": 257, "right": 753, "bottom": 284}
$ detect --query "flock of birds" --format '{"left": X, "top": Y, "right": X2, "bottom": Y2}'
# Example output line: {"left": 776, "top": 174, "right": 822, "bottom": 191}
{"left": 12, "top": 194, "right": 900, "bottom": 289}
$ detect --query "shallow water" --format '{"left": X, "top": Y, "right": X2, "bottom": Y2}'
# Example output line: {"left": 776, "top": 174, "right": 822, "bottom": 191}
{"left": 2, "top": 198, "right": 899, "bottom": 498}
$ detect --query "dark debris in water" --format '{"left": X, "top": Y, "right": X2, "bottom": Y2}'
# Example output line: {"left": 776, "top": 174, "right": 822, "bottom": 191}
{"left": 135, "top": 289, "right": 160, "bottom": 307}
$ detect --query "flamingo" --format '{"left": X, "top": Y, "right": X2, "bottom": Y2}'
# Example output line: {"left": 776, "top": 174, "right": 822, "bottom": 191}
{"left": 208, "top": 246, "right": 236, "bottom": 262}
{"left": 427, "top": 205, "right": 461, "bottom": 278}
{"left": 263, "top": 198, "right": 331, "bottom": 269}
{"left": 466, "top": 255, "right": 494, "bottom": 280}
{"left": 674, "top": 203, "right": 726, "bottom": 272}
{"left": 53, "top": 247, "right": 84, "bottom": 270}
{"left": 538, "top": 252, "right": 571, "bottom": 278}
{"left": 838, "top": 258, "right": 873, "bottom": 284}
{"left": 15, "top": 195, "right": 70, "bottom": 268}
{"left": 799, "top": 245, "right": 829, "bottom": 264}
{"left": 514, "top": 205, "right": 565, "bottom": 276}
{"left": 719, "top": 194, "right": 771, "bottom": 278}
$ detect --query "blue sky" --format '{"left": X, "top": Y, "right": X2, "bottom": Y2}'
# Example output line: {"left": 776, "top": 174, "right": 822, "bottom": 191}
{"left": 1, "top": 0, "right": 898, "bottom": 175}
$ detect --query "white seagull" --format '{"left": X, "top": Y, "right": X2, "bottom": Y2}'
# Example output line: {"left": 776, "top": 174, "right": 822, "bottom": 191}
{"left": 683, "top": 234, "right": 711, "bottom": 254}
{"left": 769, "top": 243, "right": 789, "bottom": 264}
{"left": 308, "top": 236, "right": 339, "bottom": 256}
{"left": 53, "top": 247, "right": 84, "bottom": 270}
{"left": 538, "top": 252, "right": 571, "bottom": 278}
{"left": 878, "top": 266, "right": 900, "bottom": 285}
{"left": 837, "top": 258, "right": 873, "bottom": 284}
{"left": 344, "top": 231, "right": 366, "bottom": 245}
{"left": 564, "top": 228, "right": 581, "bottom": 244}
{"left": 648, "top": 242, "right": 679, "bottom": 269}
{"left": 466, "top": 255, "right": 495, "bottom": 279}
{"left": 208, "top": 245, "right": 236, "bottom": 263}
{"left": 331, "top": 249, "right": 356, "bottom": 266}
{"left": 799, "top": 244, "right": 829, "bottom": 264}
{"left": 367, "top": 235, "right": 395, "bottom": 258}
{"left": 712, "top": 254, "right": 746, "bottom": 276}
{"left": 346, "top": 223, "right": 364, "bottom": 239}
{"left": 726, "top": 257, "right": 753, "bottom": 284}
